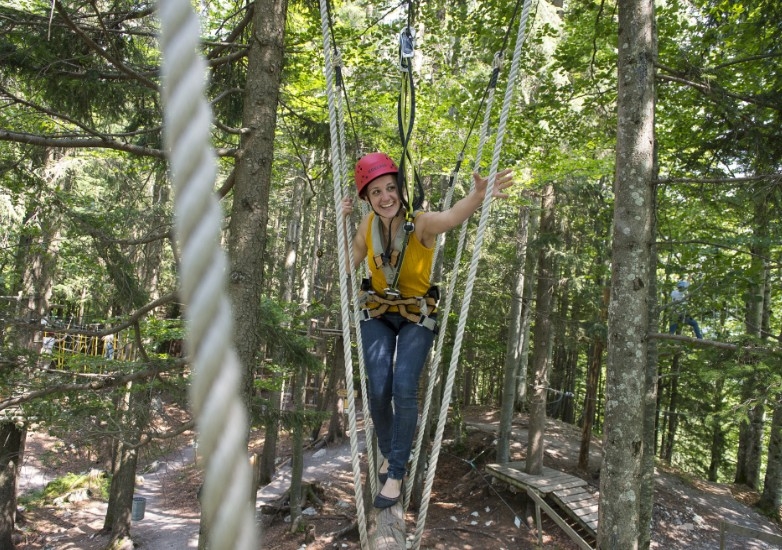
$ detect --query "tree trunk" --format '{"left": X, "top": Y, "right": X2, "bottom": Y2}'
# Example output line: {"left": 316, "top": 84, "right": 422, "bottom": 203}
{"left": 598, "top": 0, "right": 655, "bottom": 547}
{"left": 735, "top": 190, "right": 770, "bottom": 489}
{"left": 550, "top": 278, "right": 568, "bottom": 421}
{"left": 640, "top": 205, "right": 660, "bottom": 550}
{"left": 289, "top": 358, "right": 308, "bottom": 532}
{"left": 759, "top": 395, "right": 782, "bottom": 515}
{"left": 561, "top": 292, "right": 580, "bottom": 424}
{"left": 525, "top": 183, "right": 556, "bottom": 475}
{"left": 497, "top": 204, "right": 530, "bottom": 463}
{"left": 11, "top": 148, "right": 67, "bottom": 341}
{"left": 227, "top": 0, "right": 289, "bottom": 412}
{"left": 102, "top": 382, "right": 147, "bottom": 542}
{"left": 707, "top": 379, "right": 726, "bottom": 482}
{"left": 282, "top": 173, "right": 307, "bottom": 530}
{"left": 259, "top": 389, "right": 283, "bottom": 487}
{"left": 225, "top": 1, "right": 289, "bottom": 525}
{"left": 516, "top": 205, "right": 539, "bottom": 411}
{"left": 661, "top": 353, "right": 681, "bottom": 463}
{"left": 0, "top": 421, "right": 26, "bottom": 550}
{"left": 579, "top": 284, "right": 607, "bottom": 471}
{"left": 327, "top": 337, "right": 347, "bottom": 443}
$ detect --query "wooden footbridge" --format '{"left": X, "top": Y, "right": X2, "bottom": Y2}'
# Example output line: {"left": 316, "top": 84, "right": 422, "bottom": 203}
{"left": 486, "top": 462, "right": 598, "bottom": 550}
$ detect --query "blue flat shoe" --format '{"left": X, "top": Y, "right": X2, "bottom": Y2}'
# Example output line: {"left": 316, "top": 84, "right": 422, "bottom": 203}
{"left": 373, "top": 491, "right": 400, "bottom": 509}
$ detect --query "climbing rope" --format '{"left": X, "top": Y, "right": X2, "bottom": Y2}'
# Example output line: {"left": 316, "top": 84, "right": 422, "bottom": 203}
{"left": 159, "top": 1, "right": 259, "bottom": 548}
{"left": 318, "top": 0, "right": 371, "bottom": 548}
{"left": 407, "top": 49, "right": 502, "bottom": 508}
{"left": 412, "top": 0, "right": 534, "bottom": 546}
{"left": 409, "top": 0, "right": 526, "bottom": 508}
{"left": 332, "top": 44, "right": 379, "bottom": 499}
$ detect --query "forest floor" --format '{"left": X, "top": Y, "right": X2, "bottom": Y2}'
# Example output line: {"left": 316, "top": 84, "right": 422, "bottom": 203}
{"left": 13, "top": 404, "right": 782, "bottom": 549}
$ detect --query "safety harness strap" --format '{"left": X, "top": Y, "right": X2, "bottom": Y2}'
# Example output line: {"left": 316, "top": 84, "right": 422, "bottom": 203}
{"left": 370, "top": 210, "right": 421, "bottom": 287}
{"left": 358, "top": 283, "right": 439, "bottom": 332}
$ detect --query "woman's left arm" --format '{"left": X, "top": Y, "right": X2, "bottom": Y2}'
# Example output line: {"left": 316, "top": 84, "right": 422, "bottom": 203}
{"left": 416, "top": 169, "right": 514, "bottom": 245}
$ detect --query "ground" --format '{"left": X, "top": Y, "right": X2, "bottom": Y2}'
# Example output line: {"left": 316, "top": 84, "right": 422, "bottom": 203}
{"left": 13, "top": 405, "right": 782, "bottom": 549}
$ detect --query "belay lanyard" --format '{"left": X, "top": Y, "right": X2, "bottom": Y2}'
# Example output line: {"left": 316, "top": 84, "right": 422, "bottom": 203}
{"left": 397, "top": 25, "right": 416, "bottom": 227}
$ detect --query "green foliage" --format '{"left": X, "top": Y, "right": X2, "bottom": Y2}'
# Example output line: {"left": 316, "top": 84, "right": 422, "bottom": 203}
{"left": 19, "top": 470, "right": 110, "bottom": 506}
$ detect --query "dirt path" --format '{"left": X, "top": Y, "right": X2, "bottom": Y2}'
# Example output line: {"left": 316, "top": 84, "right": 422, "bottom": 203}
{"left": 16, "top": 412, "right": 782, "bottom": 549}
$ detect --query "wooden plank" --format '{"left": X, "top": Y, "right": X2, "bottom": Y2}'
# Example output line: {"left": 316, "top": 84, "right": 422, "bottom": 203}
{"left": 486, "top": 464, "right": 586, "bottom": 494}
{"left": 580, "top": 512, "right": 599, "bottom": 524}
{"left": 570, "top": 503, "right": 598, "bottom": 518}
{"left": 538, "top": 479, "right": 588, "bottom": 493}
{"left": 554, "top": 486, "right": 592, "bottom": 498}
{"left": 555, "top": 491, "right": 593, "bottom": 505}
{"left": 526, "top": 488, "right": 594, "bottom": 550}
{"left": 488, "top": 463, "right": 572, "bottom": 480}
{"left": 370, "top": 501, "right": 405, "bottom": 549}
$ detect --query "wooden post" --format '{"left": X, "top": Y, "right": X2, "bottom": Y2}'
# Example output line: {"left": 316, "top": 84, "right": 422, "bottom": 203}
{"left": 250, "top": 453, "right": 260, "bottom": 502}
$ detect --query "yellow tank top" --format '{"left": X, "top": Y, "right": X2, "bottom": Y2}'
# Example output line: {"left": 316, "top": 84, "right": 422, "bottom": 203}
{"left": 365, "top": 212, "right": 434, "bottom": 299}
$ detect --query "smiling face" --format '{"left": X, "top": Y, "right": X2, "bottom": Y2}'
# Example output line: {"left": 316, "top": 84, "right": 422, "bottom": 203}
{"left": 365, "top": 174, "right": 401, "bottom": 218}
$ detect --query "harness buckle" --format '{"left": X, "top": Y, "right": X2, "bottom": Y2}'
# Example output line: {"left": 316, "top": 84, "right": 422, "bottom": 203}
{"left": 383, "top": 288, "right": 402, "bottom": 300}
{"left": 417, "top": 315, "right": 438, "bottom": 333}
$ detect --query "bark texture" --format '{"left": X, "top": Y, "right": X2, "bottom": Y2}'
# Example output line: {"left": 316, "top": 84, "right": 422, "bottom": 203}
{"left": 227, "top": 0, "right": 289, "bottom": 411}
{"left": 525, "top": 184, "right": 556, "bottom": 475}
{"left": 497, "top": 204, "right": 530, "bottom": 463}
{"left": 598, "top": 0, "right": 656, "bottom": 547}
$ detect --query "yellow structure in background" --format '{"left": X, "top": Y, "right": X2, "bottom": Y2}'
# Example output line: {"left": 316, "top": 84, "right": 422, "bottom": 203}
{"left": 39, "top": 328, "right": 137, "bottom": 367}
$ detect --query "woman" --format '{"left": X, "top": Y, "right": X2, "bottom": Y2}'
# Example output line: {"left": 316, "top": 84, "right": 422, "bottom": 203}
{"left": 342, "top": 152, "right": 514, "bottom": 508}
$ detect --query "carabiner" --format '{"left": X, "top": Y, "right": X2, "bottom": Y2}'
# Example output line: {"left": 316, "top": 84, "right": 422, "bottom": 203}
{"left": 399, "top": 27, "right": 415, "bottom": 71}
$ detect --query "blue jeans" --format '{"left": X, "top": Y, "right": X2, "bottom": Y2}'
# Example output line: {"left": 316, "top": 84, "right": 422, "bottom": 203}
{"left": 670, "top": 313, "right": 703, "bottom": 339}
{"left": 360, "top": 313, "right": 436, "bottom": 481}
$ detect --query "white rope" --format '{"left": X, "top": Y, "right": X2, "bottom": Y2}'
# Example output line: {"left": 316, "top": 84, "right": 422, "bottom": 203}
{"left": 412, "top": 0, "right": 533, "bottom": 546}
{"left": 159, "top": 1, "right": 259, "bottom": 548}
{"left": 332, "top": 48, "right": 379, "bottom": 500}
{"left": 407, "top": 55, "right": 501, "bottom": 507}
{"left": 318, "top": 1, "right": 370, "bottom": 547}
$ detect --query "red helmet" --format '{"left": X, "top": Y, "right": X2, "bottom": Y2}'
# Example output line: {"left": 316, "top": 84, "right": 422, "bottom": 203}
{"left": 354, "top": 152, "right": 398, "bottom": 198}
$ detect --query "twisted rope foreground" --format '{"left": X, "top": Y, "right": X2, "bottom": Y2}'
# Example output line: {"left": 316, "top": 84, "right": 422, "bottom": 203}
{"left": 318, "top": 0, "right": 370, "bottom": 548}
{"left": 159, "top": 1, "right": 259, "bottom": 548}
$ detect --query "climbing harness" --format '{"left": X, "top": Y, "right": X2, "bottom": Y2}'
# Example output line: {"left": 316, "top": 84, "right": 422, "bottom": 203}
{"left": 359, "top": 278, "right": 440, "bottom": 332}
{"left": 363, "top": 209, "right": 439, "bottom": 330}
